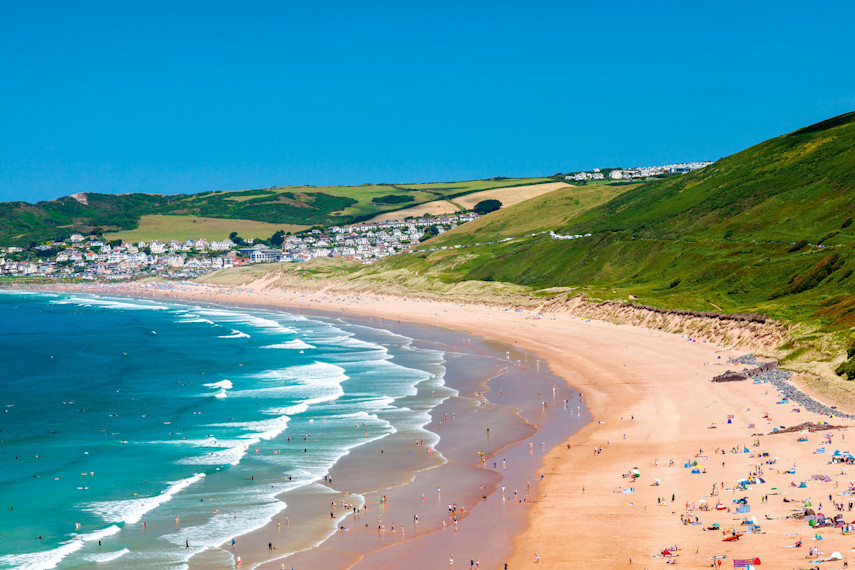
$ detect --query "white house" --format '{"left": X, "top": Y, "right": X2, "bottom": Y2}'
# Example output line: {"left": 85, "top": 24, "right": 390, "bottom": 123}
{"left": 210, "top": 239, "right": 234, "bottom": 252}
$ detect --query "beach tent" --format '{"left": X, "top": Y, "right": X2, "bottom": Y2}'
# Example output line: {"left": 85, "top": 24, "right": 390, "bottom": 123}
{"left": 830, "top": 551, "right": 843, "bottom": 560}
{"left": 799, "top": 482, "right": 808, "bottom": 488}
{"left": 691, "top": 468, "right": 701, "bottom": 474}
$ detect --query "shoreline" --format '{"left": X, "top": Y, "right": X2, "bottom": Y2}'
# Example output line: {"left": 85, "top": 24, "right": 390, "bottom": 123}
{"left": 25, "top": 280, "right": 855, "bottom": 569}
{"left": 22, "top": 283, "right": 584, "bottom": 569}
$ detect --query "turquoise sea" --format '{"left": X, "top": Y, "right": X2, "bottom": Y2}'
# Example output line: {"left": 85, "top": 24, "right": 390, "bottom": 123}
{"left": 0, "top": 291, "right": 454, "bottom": 569}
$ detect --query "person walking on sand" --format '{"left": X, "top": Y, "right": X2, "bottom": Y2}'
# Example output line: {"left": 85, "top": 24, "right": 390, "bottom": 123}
{"left": 535, "top": 552, "right": 540, "bottom": 563}
{"left": 449, "top": 553, "right": 453, "bottom": 567}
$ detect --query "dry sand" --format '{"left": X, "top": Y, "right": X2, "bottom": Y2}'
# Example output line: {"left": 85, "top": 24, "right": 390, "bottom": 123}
{"left": 61, "top": 281, "right": 855, "bottom": 569}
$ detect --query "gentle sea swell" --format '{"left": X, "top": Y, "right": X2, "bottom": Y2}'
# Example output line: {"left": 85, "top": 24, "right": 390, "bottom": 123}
{"left": 0, "top": 291, "right": 452, "bottom": 569}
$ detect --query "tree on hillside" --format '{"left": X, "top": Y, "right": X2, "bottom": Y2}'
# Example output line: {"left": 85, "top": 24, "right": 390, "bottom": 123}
{"left": 473, "top": 199, "right": 502, "bottom": 215}
{"left": 421, "top": 225, "right": 440, "bottom": 240}
{"left": 229, "top": 231, "right": 244, "bottom": 245}
{"left": 270, "top": 230, "right": 286, "bottom": 247}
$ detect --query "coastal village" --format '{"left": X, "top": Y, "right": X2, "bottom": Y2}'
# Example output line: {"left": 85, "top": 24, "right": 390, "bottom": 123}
{"left": 0, "top": 161, "right": 713, "bottom": 282}
{"left": 0, "top": 213, "right": 479, "bottom": 280}
{"left": 566, "top": 161, "right": 712, "bottom": 181}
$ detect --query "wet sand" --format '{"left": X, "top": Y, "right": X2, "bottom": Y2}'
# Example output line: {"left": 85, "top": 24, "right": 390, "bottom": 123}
{"left": 197, "top": 317, "right": 588, "bottom": 569}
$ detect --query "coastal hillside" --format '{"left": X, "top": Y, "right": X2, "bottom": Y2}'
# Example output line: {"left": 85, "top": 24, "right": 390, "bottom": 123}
{"left": 202, "top": 112, "right": 855, "bottom": 365}
{"left": 197, "top": 111, "right": 855, "bottom": 394}
{"left": 373, "top": 112, "right": 855, "bottom": 328}
{"left": 0, "top": 177, "right": 553, "bottom": 246}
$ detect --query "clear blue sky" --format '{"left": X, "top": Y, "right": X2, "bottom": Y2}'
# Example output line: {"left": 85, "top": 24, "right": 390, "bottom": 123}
{"left": 1, "top": 1, "right": 853, "bottom": 203}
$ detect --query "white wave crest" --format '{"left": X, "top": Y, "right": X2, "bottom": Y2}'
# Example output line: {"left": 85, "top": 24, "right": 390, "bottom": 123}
{"left": 261, "top": 339, "right": 315, "bottom": 350}
{"left": 0, "top": 525, "right": 120, "bottom": 570}
{"left": 195, "top": 309, "right": 297, "bottom": 335}
{"left": 85, "top": 548, "right": 130, "bottom": 563}
{"left": 218, "top": 329, "right": 249, "bottom": 339}
{"left": 51, "top": 296, "right": 169, "bottom": 311}
{"left": 84, "top": 473, "right": 205, "bottom": 524}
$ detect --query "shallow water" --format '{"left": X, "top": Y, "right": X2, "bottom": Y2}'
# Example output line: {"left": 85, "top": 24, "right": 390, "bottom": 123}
{"left": 0, "top": 291, "right": 454, "bottom": 569}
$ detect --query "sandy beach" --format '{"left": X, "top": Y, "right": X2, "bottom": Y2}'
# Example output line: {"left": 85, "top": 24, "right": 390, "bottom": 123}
{"left": 45, "top": 280, "right": 855, "bottom": 569}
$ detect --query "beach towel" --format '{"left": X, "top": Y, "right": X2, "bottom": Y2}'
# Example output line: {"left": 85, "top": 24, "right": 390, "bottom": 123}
{"left": 733, "top": 557, "right": 760, "bottom": 568}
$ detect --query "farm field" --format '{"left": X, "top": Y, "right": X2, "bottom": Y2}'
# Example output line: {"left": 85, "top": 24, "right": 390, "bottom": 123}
{"left": 103, "top": 215, "right": 310, "bottom": 243}
{"left": 397, "top": 177, "right": 554, "bottom": 196}
{"left": 369, "top": 200, "right": 461, "bottom": 222}
{"left": 453, "top": 181, "right": 571, "bottom": 210}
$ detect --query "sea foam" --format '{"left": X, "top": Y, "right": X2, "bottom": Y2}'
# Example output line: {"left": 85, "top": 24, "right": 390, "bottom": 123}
{"left": 0, "top": 525, "right": 121, "bottom": 570}
{"left": 262, "top": 339, "right": 315, "bottom": 350}
{"left": 218, "top": 329, "right": 250, "bottom": 339}
{"left": 84, "top": 548, "right": 130, "bottom": 563}
{"left": 85, "top": 473, "right": 205, "bottom": 524}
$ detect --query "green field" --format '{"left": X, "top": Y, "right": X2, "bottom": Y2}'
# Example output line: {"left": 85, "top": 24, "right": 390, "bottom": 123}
{"left": 103, "top": 215, "right": 310, "bottom": 242}
{"left": 0, "top": 177, "right": 556, "bottom": 246}
{"left": 423, "top": 183, "right": 635, "bottom": 247}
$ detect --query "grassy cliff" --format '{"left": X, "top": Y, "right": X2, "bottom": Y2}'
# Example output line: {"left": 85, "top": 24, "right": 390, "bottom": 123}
{"left": 372, "top": 112, "right": 855, "bottom": 331}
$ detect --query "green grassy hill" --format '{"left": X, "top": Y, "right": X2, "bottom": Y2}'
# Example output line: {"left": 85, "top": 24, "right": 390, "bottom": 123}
{"left": 366, "top": 111, "right": 855, "bottom": 331}
{"left": 0, "top": 178, "right": 552, "bottom": 246}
